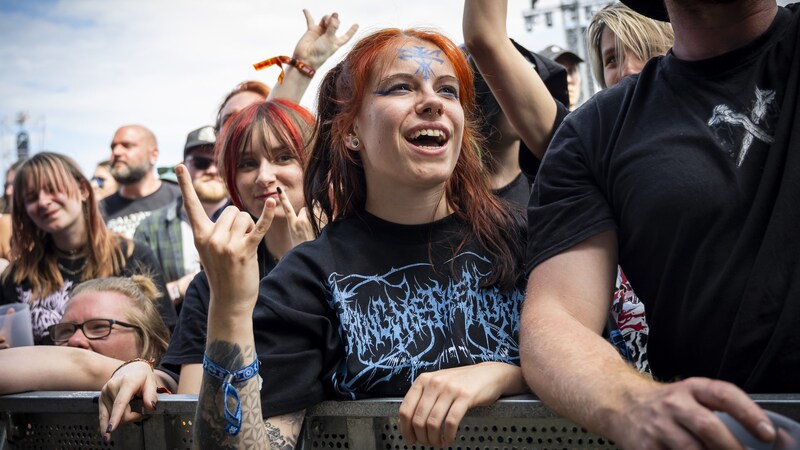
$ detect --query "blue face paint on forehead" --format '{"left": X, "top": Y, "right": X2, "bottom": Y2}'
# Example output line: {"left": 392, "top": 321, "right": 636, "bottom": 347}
{"left": 398, "top": 45, "right": 444, "bottom": 81}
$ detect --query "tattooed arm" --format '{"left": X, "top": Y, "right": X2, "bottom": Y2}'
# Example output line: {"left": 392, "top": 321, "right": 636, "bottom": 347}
{"left": 168, "top": 164, "right": 277, "bottom": 449}
{"left": 264, "top": 411, "right": 306, "bottom": 450}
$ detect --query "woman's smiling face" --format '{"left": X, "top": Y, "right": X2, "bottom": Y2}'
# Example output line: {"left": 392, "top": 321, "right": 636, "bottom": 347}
{"left": 351, "top": 39, "right": 465, "bottom": 198}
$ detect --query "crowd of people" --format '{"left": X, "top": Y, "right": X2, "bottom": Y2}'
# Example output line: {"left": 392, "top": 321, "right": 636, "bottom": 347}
{"left": 0, "top": 0, "right": 799, "bottom": 448}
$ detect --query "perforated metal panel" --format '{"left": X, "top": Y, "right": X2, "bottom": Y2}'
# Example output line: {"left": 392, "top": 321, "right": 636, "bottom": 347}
{"left": 5, "top": 413, "right": 137, "bottom": 449}
{"left": 303, "top": 415, "right": 615, "bottom": 450}
{"left": 2, "top": 392, "right": 799, "bottom": 450}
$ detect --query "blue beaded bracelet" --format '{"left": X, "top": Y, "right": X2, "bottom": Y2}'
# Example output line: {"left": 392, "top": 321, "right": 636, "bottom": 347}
{"left": 202, "top": 354, "right": 260, "bottom": 436}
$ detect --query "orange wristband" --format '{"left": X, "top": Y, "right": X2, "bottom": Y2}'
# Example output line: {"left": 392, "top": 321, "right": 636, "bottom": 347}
{"left": 253, "top": 55, "right": 316, "bottom": 83}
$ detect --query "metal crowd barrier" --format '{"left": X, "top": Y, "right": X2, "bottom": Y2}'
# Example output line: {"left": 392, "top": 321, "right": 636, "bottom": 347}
{"left": 1, "top": 392, "right": 799, "bottom": 449}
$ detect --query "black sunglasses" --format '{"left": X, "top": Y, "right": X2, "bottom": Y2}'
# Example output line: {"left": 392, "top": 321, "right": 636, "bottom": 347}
{"left": 91, "top": 176, "right": 106, "bottom": 189}
{"left": 185, "top": 155, "right": 215, "bottom": 171}
{"left": 47, "top": 318, "right": 140, "bottom": 344}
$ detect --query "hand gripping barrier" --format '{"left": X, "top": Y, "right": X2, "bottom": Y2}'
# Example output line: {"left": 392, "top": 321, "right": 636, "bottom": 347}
{"left": 1, "top": 393, "right": 799, "bottom": 449}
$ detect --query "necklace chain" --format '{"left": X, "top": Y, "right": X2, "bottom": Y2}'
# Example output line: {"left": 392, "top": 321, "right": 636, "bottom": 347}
{"left": 57, "top": 258, "right": 87, "bottom": 276}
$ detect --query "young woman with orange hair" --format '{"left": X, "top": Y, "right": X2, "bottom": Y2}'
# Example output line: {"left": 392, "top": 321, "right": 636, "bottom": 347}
{"left": 102, "top": 28, "right": 527, "bottom": 449}
{"left": 190, "top": 27, "right": 526, "bottom": 448}
{"left": 0, "top": 153, "right": 175, "bottom": 345}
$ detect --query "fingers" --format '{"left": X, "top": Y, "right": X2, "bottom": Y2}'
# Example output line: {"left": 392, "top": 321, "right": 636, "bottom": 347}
{"left": 337, "top": 23, "right": 359, "bottom": 46}
{"left": 324, "top": 12, "right": 340, "bottom": 36}
{"left": 141, "top": 371, "right": 159, "bottom": 414}
{"left": 248, "top": 198, "right": 276, "bottom": 248}
{"left": 277, "top": 186, "right": 298, "bottom": 222}
{"left": 399, "top": 381, "right": 424, "bottom": 444}
{"left": 443, "top": 397, "right": 470, "bottom": 446}
{"left": 302, "top": 8, "right": 314, "bottom": 29}
{"left": 106, "top": 378, "right": 141, "bottom": 433}
{"left": 693, "top": 379, "right": 774, "bottom": 443}
{"left": 176, "top": 164, "right": 211, "bottom": 237}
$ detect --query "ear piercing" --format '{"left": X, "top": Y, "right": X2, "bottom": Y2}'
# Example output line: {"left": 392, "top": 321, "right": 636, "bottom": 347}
{"left": 349, "top": 135, "right": 360, "bottom": 149}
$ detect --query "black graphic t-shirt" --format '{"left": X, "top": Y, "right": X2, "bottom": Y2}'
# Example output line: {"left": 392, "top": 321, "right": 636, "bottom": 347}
{"left": 242, "top": 213, "right": 525, "bottom": 417}
{"left": 527, "top": 5, "right": 800, "bottom": 391}
{"left": 0, "top": 238, "right": 176, "bottom": 344}
{"left": 101, "top": 183, "right": 181, "bottom": 239}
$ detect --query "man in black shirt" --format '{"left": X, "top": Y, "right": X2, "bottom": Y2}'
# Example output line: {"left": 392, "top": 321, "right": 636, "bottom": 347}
{"left": 523, "top": 0, "right": 799, "bottom": 448}
{"left": 101, "top": 125, "right": 180, "bottom": 238}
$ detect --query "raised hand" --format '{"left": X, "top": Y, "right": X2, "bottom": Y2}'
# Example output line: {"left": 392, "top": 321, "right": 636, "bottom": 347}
{"left": 399, "top": 362, "right": 527, "bottom": 448}
{"left": 176, "top": 164, "right": 275, "bottom": 315}
{"left": 292, "top": 9, "right": 359, "bottom": 69}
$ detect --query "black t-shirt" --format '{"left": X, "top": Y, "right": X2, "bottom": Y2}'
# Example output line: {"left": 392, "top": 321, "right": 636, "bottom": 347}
{"left": 167, "top": 213, "right": 525, "bottom": 417}
{"left": 527, "top": 5, "right": 800, "bottom": 391}
{"left": 101, "top": 182, "right": 181, "bottom": 239}
{"left": 0, "top": 238, "right": 176, "bottom": 344}
{"left": 494, "top": 172, "right": 533, "bottom": 208}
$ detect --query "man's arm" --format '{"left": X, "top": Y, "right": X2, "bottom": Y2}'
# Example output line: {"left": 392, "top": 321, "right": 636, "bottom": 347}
{"left": 521, "top": 230, "right": 775, "bottom": 448}
{"left": 462, "top": 0, "right": 558, "bottom": 159}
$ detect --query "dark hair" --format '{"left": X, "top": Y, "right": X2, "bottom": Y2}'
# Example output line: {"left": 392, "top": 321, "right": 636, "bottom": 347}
{"left": 304, "top": 28, "right": 525, "bottom": 289}
{"left": 216, "top": 99, "right": 315, "bottom": 212}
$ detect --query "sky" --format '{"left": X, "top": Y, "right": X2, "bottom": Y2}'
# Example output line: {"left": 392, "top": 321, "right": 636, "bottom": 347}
{"left": 0, "top": 0, "right": 564, "bottom": 177}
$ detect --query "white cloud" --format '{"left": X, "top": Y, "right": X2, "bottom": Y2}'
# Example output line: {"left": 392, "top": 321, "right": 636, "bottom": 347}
{"left": 0, "top": 0, "right": 553, "bottom": 175}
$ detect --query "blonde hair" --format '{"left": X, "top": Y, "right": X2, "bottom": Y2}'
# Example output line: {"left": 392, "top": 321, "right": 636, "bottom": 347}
{"left": 70, "top": 275, "right": 170, "bottom": 364}
{"left": 586, "top": 2, "right": 674, "bottom": 88}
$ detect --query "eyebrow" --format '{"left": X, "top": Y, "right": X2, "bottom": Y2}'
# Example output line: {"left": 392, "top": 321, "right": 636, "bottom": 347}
{"left": 376, "top": 72, "right": 460, "bottom": 86}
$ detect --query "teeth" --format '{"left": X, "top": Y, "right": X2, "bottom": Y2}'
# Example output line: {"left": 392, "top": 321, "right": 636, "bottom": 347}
{"left": 409, "top": 129, "right": 446, "bottom": 142}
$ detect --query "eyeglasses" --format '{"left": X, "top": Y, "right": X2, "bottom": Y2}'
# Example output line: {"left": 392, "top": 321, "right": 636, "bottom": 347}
{"left": 91, "top": 176, "right": 106, "bottom": 188}
{"left": 185, "top": 155, "right": 215, "bottom": 171}
{"left": 47, "top": 318, "right": 141, "bottom": 344}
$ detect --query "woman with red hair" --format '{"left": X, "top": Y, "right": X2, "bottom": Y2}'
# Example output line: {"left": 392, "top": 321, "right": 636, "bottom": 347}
{"left": 102, "top": 29, "right": 528, "bottom": 449}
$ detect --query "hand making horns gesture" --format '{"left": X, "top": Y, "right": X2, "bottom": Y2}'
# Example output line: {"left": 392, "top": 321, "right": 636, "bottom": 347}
{"left": 176, "top": 164, "right": 276, "bottom": 314}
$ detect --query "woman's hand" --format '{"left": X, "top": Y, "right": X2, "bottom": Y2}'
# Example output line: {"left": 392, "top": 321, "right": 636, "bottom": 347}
{"left": 277, "top": 186, "right": 315, "bottom": 247}
{"left": 177, "top": 164, "right": 275, "bottom": 318}
{"left": 291, "top": 9, "right": 358, "bottom": 69}
{"left": 98, "top": 361, "right": 158, "bottom": 443}
{"left": 398, "top": 362, "right": 527, "bottom": 448}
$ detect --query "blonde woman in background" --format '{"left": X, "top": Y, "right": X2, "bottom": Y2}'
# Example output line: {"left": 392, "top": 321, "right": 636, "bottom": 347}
{"left": 0, "top": 275, "right": 175, "bottom": 396}
{"left": 586, "top": 2, "right": 673, "bottom": 89}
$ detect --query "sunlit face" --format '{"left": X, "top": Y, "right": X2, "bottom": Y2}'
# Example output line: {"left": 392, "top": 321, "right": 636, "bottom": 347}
{"left": 59, "top": 290, "right": 141, "bottom": 361}
{"left": 109, "top": 126, "right": 156, "bottom": 185}
{"left": 556, "top": 56, "right": 582, "bottom": 109}
{"left": 91, "top": 165, "right": 118, "bottom": 200}
{"left": 23, "top": 180, "right": 87, "bottom": 238}
{"left": 185, "top": 145, "right": 227, "bottom": 204}
{"left": 234, "top": 128, "right": 304, "bottom": 220}
{"left": 220, "top": 91, "right": 265, "bottom": 130}
{"left": 600, "top": 26, "right": 647, "bottom": 88}
{"left": 352, "top": 40, "right": 464, "bottom": 200}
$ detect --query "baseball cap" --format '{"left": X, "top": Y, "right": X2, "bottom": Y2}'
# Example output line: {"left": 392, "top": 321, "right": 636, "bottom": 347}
{"left": 539, "top": 45, "right": 584, "bottom": 64}
{"left": 620, "top": 0, "right": 669, "bottom": 22}
{"left": 184, "top": 125, "right": 216, "bottom": 157}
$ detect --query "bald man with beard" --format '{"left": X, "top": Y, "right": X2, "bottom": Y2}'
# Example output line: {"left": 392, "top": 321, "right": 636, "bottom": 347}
{"left": 522, "top": 0, "right": 800, "bottom": 448}
{"left": 101, "top": 125, "right": 180, "bottom": 238}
